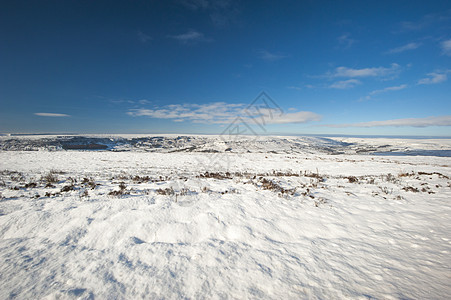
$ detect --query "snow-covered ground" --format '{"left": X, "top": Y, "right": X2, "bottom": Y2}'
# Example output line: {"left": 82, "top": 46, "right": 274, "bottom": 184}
{"left": 0, "top": 135, "right": 450, "bottom": 299}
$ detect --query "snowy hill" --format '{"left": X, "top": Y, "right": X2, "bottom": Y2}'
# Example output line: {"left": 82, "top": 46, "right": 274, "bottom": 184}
{"left": 1, "top": 134, "right": 450, "bottom": 156}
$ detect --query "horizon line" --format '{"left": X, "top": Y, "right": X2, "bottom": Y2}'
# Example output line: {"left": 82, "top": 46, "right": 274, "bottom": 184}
{"left": 2, "top": 132, "right": 451, "bottom": 139}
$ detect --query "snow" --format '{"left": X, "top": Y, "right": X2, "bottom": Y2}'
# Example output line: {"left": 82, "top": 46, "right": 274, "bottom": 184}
{"left": 0, "top": 135, "right": 450, "bottom": 299}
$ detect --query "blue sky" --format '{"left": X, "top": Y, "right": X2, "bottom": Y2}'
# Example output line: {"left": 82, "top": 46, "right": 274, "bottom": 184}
{"left": 1, "top": 0, "right": 450, "bottom": 136}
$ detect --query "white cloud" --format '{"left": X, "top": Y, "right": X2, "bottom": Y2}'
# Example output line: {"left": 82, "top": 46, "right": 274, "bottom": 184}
{"left": 34, "top": 113, "right": 70, "bottom": 117}
{"left": 328, "top": 63, "right": 400, "bottom": 78}
{"left": 441, "top": 39, "right": 451, "bottom": 56}
{"left": 128, "top": 102, "right": 321, "bottom": 125}
{"left": 244, "top": 106, "right": 321, "bottom": 124}
{"left": 265, "top": 111, "right": 321, "bottom": 124}
{"left": 287, "top": 84, "right": 315, "bottom": 90}
{"left": 169, "top": 30, "right": 211, "bottom": 44}
{"left": 109, "top": 98, "right": 150, "bottom": 105}
{"left": 287, "top": 86, "right": 303, "bottom": 90}
{"left": 323, "top": 116, "right": 451, "bottom": 128}
{"left": 329, "top": 79, "right": 361, "bottom": 89}
{"left": 371, "top": 84, "right": 408, "bottom": 94}
{"left": 418, "top": 71, "right": 449, "bottom": 85}
{"left": 387, "top": 42, "right": 421, "bottom": 54}
{"left": 361, "top": 84, "right": 408, "bottom": 101}
{"left": 259, "top": 50, "right": 287, "bottom": 62}
{"left": 128, "top": 102, "right": 244, "bottom": 124}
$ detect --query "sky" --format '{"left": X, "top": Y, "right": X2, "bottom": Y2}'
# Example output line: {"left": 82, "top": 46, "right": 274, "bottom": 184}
{"left": 1, "top": 0, "right": 450, "bottom": 136}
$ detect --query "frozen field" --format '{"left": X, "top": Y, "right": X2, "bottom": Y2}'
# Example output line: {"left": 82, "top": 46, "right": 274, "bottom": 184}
{"left": 0, "top": 135, "right": 450, "bottom": 299}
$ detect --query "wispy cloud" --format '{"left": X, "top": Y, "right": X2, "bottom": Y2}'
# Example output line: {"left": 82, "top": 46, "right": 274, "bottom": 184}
{"left": 417, "top": 70, "right": 450, "bottom": 85}
{"left": 137, "top": 31, "right": 152, "bottom": 43}
{"left": 138, "top": 99, "right": 151, "bottom": 105}
{"left": 180, "top": 0, "right": 210, "bottom": 10}
{"left": 109, "top": 99, "right": 150, "bottom": 105}
{"left": 287, "top": 84, "right": 316, "bottom": 90}
{"left": 386, "top": 42, "right": 421, "bottom": 54}
{"left": 258, "top": 50, "right": 287, "bottom": 62}
{"left": 129, "top": 102, "right": 244, "bottom": 124}
{"left": 441, "top": 39, "right": 451, "bottom": 56}
{"left": 180, "top": 0, "right": 240, "bottom": 27}
{"left": 128, "top": 102, "right": 321, "bottom": 124}
{"left": 400, "top": 20, "right": 428, "bottom": 31}
{"left": 287, "top": 86, "right": 303, "bottom": 90}
{"left": 34, "top": 113, "right": 70, "bottom": 117}
{"left": 360, "top": 84, "right": 408, "bottom": 101}
{"left": 327, "top": 63, "right": 400, "bottom": 78}
{"left": 337, "top": 33, "right": 355, "bottom": 49}
{"left": 267, "top": 111, "right": 322, "bottom": 124}
{"left": 398, "top": 11, "right": 451, "bottom": 32}
{"left": 322, "top": 116, "right": 451, "bottom": 128}
{"left": 169, "top": 30, "right": 211, "bottom": 44}
{"left": 329, "top": 79, "right": 361, "bottom": 89}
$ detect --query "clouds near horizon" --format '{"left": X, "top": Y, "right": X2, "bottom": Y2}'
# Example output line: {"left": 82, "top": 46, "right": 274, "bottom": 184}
{"left": 323, "top": 116, "right": 451, "bottom": 128}
{"left": 128, "top": 102, "right": 321, "bottom": 125}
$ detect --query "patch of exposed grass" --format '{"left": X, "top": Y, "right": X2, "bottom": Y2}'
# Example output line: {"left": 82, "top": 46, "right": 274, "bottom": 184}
{"left": 198, "top": 172, "right": 232, "bottom": 180}
{"left": 156, "top": 187, "right": 175, "bottom": 196}
{"left": 108, "top": 182, "right": 129, "bottom": 196}
{"left": 61, "top": 184, "right": 75, "bottom": 192}
{"left": 258, "top": 177, "right": 296, "bottom": 197}
{"left": 41, "top": 172, "right": 59, "bottom": 186}
{"left": 402, "top": 186, "right": 419, "bottom": 193}
{"left": 82, "top": 177, "right": 98, "bottom": 190}
{"left": 24, "top": 182, "right": 37, "bottom": 189}
{"left": 418, "top": 171, "right": 449, "bottom": 179}
{"left": 347, "top": 176, "right": 358, "bottom": 183}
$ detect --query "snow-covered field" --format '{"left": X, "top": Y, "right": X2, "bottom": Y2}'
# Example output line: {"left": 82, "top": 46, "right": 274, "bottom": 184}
{"left": 0, "top": 135, "right": 450, "bottom": 299}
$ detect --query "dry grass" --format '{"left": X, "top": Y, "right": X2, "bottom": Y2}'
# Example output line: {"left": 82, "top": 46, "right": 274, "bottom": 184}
{"left": 108, "top": 182, "right": 129, "bottom": 196}
{"left": 347, "top": 176, "right": 358, "bottom": 183}
{"left": 24, "top": 182, "right": 37, "bottom": 189}
{"left": 82, "top": 177, "right": 98, "bottom": 189}
{"left": 61, "top": 184, "right": 75, "bottom": 192}
{"left": 41, "top": 172, "right": 59, "bottom": 185}
{"left": 402, "top": 186, "right": 419, "bottom": 193}
{"left": 198, "top": 172, "right": 232, "bottom": 180}
{"left": 417, "top": 171, "right": 449, "bottom": 179}
{"left": 258, "top": 177, "right": 296, "bottom": 197}
{"left": 156, "top": 187, "right": 175, "bottom": 196}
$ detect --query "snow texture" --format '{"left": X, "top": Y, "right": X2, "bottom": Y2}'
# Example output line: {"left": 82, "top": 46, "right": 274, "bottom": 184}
{"left": 0, "top": 135, "right": 450, "bottom": 299}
